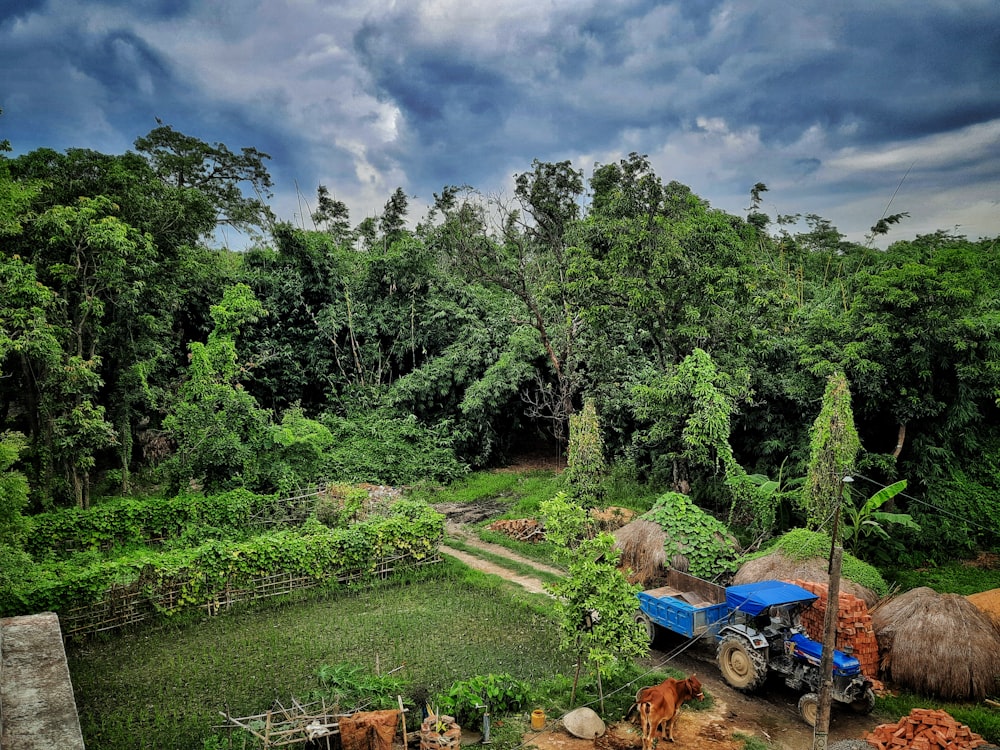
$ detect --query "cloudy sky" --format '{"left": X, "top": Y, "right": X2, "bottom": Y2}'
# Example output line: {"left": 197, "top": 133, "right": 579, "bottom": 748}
{"left": 2, "top": 0, "right": 998, "bottom": 246}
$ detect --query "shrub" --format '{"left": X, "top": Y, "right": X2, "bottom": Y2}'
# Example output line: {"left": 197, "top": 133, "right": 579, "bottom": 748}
{"left": 435, "top": 673, "right": 531, "bottom": 729}
{"left": 642, "top": 492, "right": 739, "bottom": 579}
{"left": 754, "top": 528, "right": 889, "bottom": 597}
{"left": 321, "top": 411, "right": 467, "bottom": 485}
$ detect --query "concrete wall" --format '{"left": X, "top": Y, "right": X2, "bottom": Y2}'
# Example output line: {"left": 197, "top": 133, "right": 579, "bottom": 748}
{"left": 0, "top": 613, "right": 86, "bottom": 750}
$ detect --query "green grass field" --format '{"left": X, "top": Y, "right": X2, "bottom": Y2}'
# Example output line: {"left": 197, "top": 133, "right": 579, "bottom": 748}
{"left": 67, "top": 562, "right": 572, "bottom": 750}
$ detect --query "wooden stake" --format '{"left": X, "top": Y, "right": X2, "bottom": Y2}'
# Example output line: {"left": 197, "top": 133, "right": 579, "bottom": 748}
{"left": 399, "top": 695, "right": 409, "bottom": 750}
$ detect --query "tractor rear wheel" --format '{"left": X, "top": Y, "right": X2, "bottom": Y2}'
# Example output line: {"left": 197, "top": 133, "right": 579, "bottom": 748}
{"left": 717, "top": 634, "right": 768, "bottom": 691}
{"left": 635, "top": 612, "right": 658, "bottom": 647}
{"left": 798, "top": 692, "right": 819, "bottom": 727}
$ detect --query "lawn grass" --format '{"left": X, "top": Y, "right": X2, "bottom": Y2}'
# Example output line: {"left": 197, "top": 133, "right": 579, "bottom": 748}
{"left": 885, "top": 559, "right": 1000, "bottom": 595}
{"left": 66, "top": 560, "right": 573, "bottom": 750}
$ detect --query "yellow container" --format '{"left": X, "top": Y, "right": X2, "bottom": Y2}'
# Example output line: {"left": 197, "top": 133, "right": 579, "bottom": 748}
{"left": 530, "top": 709, "right": 546, "bottom": 730}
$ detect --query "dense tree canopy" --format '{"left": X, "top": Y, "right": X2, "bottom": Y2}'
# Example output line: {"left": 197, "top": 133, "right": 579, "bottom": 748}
{"left": 1, "top": 124, "right": 997, "bottom": 560}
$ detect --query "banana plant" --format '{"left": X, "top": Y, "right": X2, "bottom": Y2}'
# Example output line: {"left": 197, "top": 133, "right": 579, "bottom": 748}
{"left": 841, "top": 479, "right": 919, "bottom": 555}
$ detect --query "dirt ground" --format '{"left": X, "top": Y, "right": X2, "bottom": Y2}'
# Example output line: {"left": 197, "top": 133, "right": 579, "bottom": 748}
{"left": 434, "top": 499, "right": 882, "bottom": 750}
{"left": 512, "top": 635, "right": 880, "bottom": 750}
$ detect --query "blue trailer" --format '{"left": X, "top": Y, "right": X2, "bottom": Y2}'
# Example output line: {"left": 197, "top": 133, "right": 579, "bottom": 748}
{"left": 635, "top": 570, "right": 875, "bottom": 726}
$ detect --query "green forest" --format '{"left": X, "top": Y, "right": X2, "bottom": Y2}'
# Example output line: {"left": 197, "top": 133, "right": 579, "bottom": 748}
{"left": 2, "top": 118, "right": 999, "bottom": 566}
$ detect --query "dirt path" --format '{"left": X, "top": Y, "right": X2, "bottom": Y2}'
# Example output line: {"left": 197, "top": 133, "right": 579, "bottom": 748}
{"left": 435, "top": 508, "right": 882, "bottom": 750}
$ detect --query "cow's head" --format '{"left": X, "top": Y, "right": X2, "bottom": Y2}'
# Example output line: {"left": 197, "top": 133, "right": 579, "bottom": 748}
{"left": 686, "top": 674, "right": 704, "bottom": 701}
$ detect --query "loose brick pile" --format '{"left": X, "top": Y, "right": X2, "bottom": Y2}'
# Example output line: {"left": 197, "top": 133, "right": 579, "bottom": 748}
{"left": 863, "top": 708, "right": 988, "bottom": 749}
{"left": 789, "top": 578, "right": 882, "bottom": 688}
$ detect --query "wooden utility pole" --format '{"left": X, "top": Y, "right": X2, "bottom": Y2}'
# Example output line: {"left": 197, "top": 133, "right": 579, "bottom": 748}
{"left": 812, "top": 544, "right": 843, "bottom": 750}
{"left": 813, "top": 474, "right": 851, "bottom": 750}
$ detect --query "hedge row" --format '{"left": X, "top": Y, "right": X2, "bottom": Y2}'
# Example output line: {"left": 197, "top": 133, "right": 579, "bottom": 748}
{"left": 2, "top": 500, "right": 444, "bottom": 619}
{"left": 22, "top": 489, "right": 295, "bottom": 558}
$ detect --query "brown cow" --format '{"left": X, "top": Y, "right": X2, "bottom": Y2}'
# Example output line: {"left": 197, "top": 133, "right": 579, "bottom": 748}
{"left": 633, "top": 675, "right": 703, "bottom": 749}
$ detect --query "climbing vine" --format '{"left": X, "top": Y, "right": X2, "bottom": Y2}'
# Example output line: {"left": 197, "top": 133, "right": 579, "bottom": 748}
{"left": 1, "top": 500, "right": 444, "bottom": 623}
{"left": 804, "top": 372, "right": 860, "bottom": 532}
{"left": 565, "top": 398, "right": 606, "bottom": 505}
{"left": 642, "top": 492, "right": 739, "bottom": 579}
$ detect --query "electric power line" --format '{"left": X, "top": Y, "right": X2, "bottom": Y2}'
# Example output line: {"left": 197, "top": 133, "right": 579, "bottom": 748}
{"left": 851, "top": 473, "right": 999, "bottom": 538}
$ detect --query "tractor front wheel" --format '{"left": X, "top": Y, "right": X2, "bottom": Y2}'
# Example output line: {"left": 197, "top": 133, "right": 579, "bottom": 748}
{"left": 850, "top": 687, "right": 876, "bottom": 715}
{"left": 716, "top": 634, "right": 768, "bottom": 692}
{"left": 798, "top": 692, "right": 819, "bottom": 727}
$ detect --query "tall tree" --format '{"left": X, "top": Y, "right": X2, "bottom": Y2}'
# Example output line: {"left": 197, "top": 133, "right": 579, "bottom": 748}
{"left": 134, "top": 124, "right": 275, "bottom": 235}
{"left": 312, "top": 185, "right": 353, "bottom": 245}
{"left": 163, "top": 284, "right": 271, "bottom": 492}
{"left": 804, "top": 372, "right": 860, "bottom": 532}
{"left": 17, "top": 197, "right": 156, "bottom": 506}
{"left": 431, "top": 161, "right": 587, "bottom": 448}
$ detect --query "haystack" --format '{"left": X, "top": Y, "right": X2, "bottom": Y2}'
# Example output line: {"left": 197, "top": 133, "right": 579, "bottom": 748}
{"left": 871, "top": 586, "right": 1000, "bottom": 701}
{"left": 614, "top": 519, "right": 667, "bottom": 585}
{"left": 613, "top": 519, "right": 688, "bottom": 586}
{"left": 967, "top": 587, "right": 1000, "bottom": 628}
{"left": 732, "top": 549, "right": 879, "bottom": 607}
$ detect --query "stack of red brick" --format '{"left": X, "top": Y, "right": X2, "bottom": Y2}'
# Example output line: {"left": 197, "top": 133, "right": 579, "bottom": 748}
{"left": 788, "top": 578, "right": 882, "bottom": 689}
{"left": 863, "top": 708, "right": 988, "bottom": 749}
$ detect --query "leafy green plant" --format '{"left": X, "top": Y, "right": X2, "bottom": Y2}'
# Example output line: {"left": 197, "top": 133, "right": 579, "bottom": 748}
{"left": 565, "top": 399, "right": 606, "bottom": 505}
{"left": 320, "top": 410, "right": 467, "bottom": 485}
{"left": 0, "top": 430, "right": 29, "bottom": 542}
{"left": 314, "top": 484, "right": 369, "bottom": 528}
{"left": 841, "top": 480, "right": 919, "bottom": 561}
{"left": 642, "top": 492, "right": 739, "bottom": 579}
{"left": 539, "top": 491, "right": 593, "bottom": 552}
{"left": 804, "top": 372, "right": 860, "bottom": 531}
{"left": 435, "top": 673, "right": 531, "bottom": 729}
{"left": 726, "top": 458, "right": 805, "bottom": 540}
{"left": 268, "top": 407, "right": 336, "bottom": 494}
{"left": 313, "top": 662, "right": 409, "bottom": 710}
{"left": 547, "top": 529, "right": 647, "bottom": 702}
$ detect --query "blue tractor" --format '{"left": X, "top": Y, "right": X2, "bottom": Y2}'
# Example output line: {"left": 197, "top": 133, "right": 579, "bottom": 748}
{"left": 636, "top": 571, "right": 875, "bottom": 725}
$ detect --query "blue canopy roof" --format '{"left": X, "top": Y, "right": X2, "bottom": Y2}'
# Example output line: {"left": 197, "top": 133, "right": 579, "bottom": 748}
{"left": 725, "top": 580, "right": 819, "bottom": 616}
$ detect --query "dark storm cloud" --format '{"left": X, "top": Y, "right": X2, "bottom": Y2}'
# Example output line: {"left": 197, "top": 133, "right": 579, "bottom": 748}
{"left": 72, "top": 29, "right": 171, "bottom": 97}
{"left": 681, "top": 4, "right": 1000, "bottom": 148}
{"left": 0, "top": 1, "right": 46, "bottom": 25}
{"left": 1, "top": 0, "right": 998, "bottom": 242}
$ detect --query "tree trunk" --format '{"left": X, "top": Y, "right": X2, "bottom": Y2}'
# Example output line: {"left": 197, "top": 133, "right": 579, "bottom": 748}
{"left": 892, "top": 423, "right": 906, "bottom": 459}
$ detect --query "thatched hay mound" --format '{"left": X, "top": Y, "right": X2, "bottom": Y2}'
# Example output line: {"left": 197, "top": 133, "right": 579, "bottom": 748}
{"left": 732, "top": 550, "right": 879, "bottom": 607}
{"left": 590, "top": 506, "right": 636, "bottom": 532}
{"left": 613, "top": 519, "right": 675, "bottom": 586}
{"left": 615, "top": 493, "right": 739, "bottom": 583}
{"left": 967, "top": 587, "right": 1000, "bottom": 628}
{"left": 872, "top": 587, "right": 1000, "bottom": 700}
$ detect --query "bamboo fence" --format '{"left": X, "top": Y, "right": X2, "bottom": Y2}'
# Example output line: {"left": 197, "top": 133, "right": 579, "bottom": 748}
{"left": 60, "top": 553, "right": 441, "bottom": 638}
{"left": 219, "top": 698, "right": 408, "bottom": 749}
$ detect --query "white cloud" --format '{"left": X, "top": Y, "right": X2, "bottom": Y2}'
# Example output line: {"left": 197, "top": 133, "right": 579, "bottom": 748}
{"left": 827, "top": 119, "right": 1000, "bottom": 173}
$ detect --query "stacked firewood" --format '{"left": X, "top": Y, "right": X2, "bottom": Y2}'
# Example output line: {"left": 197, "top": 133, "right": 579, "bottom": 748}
{"left": 486, "top": 518, "right": 544, "bottom": 541}
{"left": 863, "top": 708, "right": 988, "bottom": 749}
